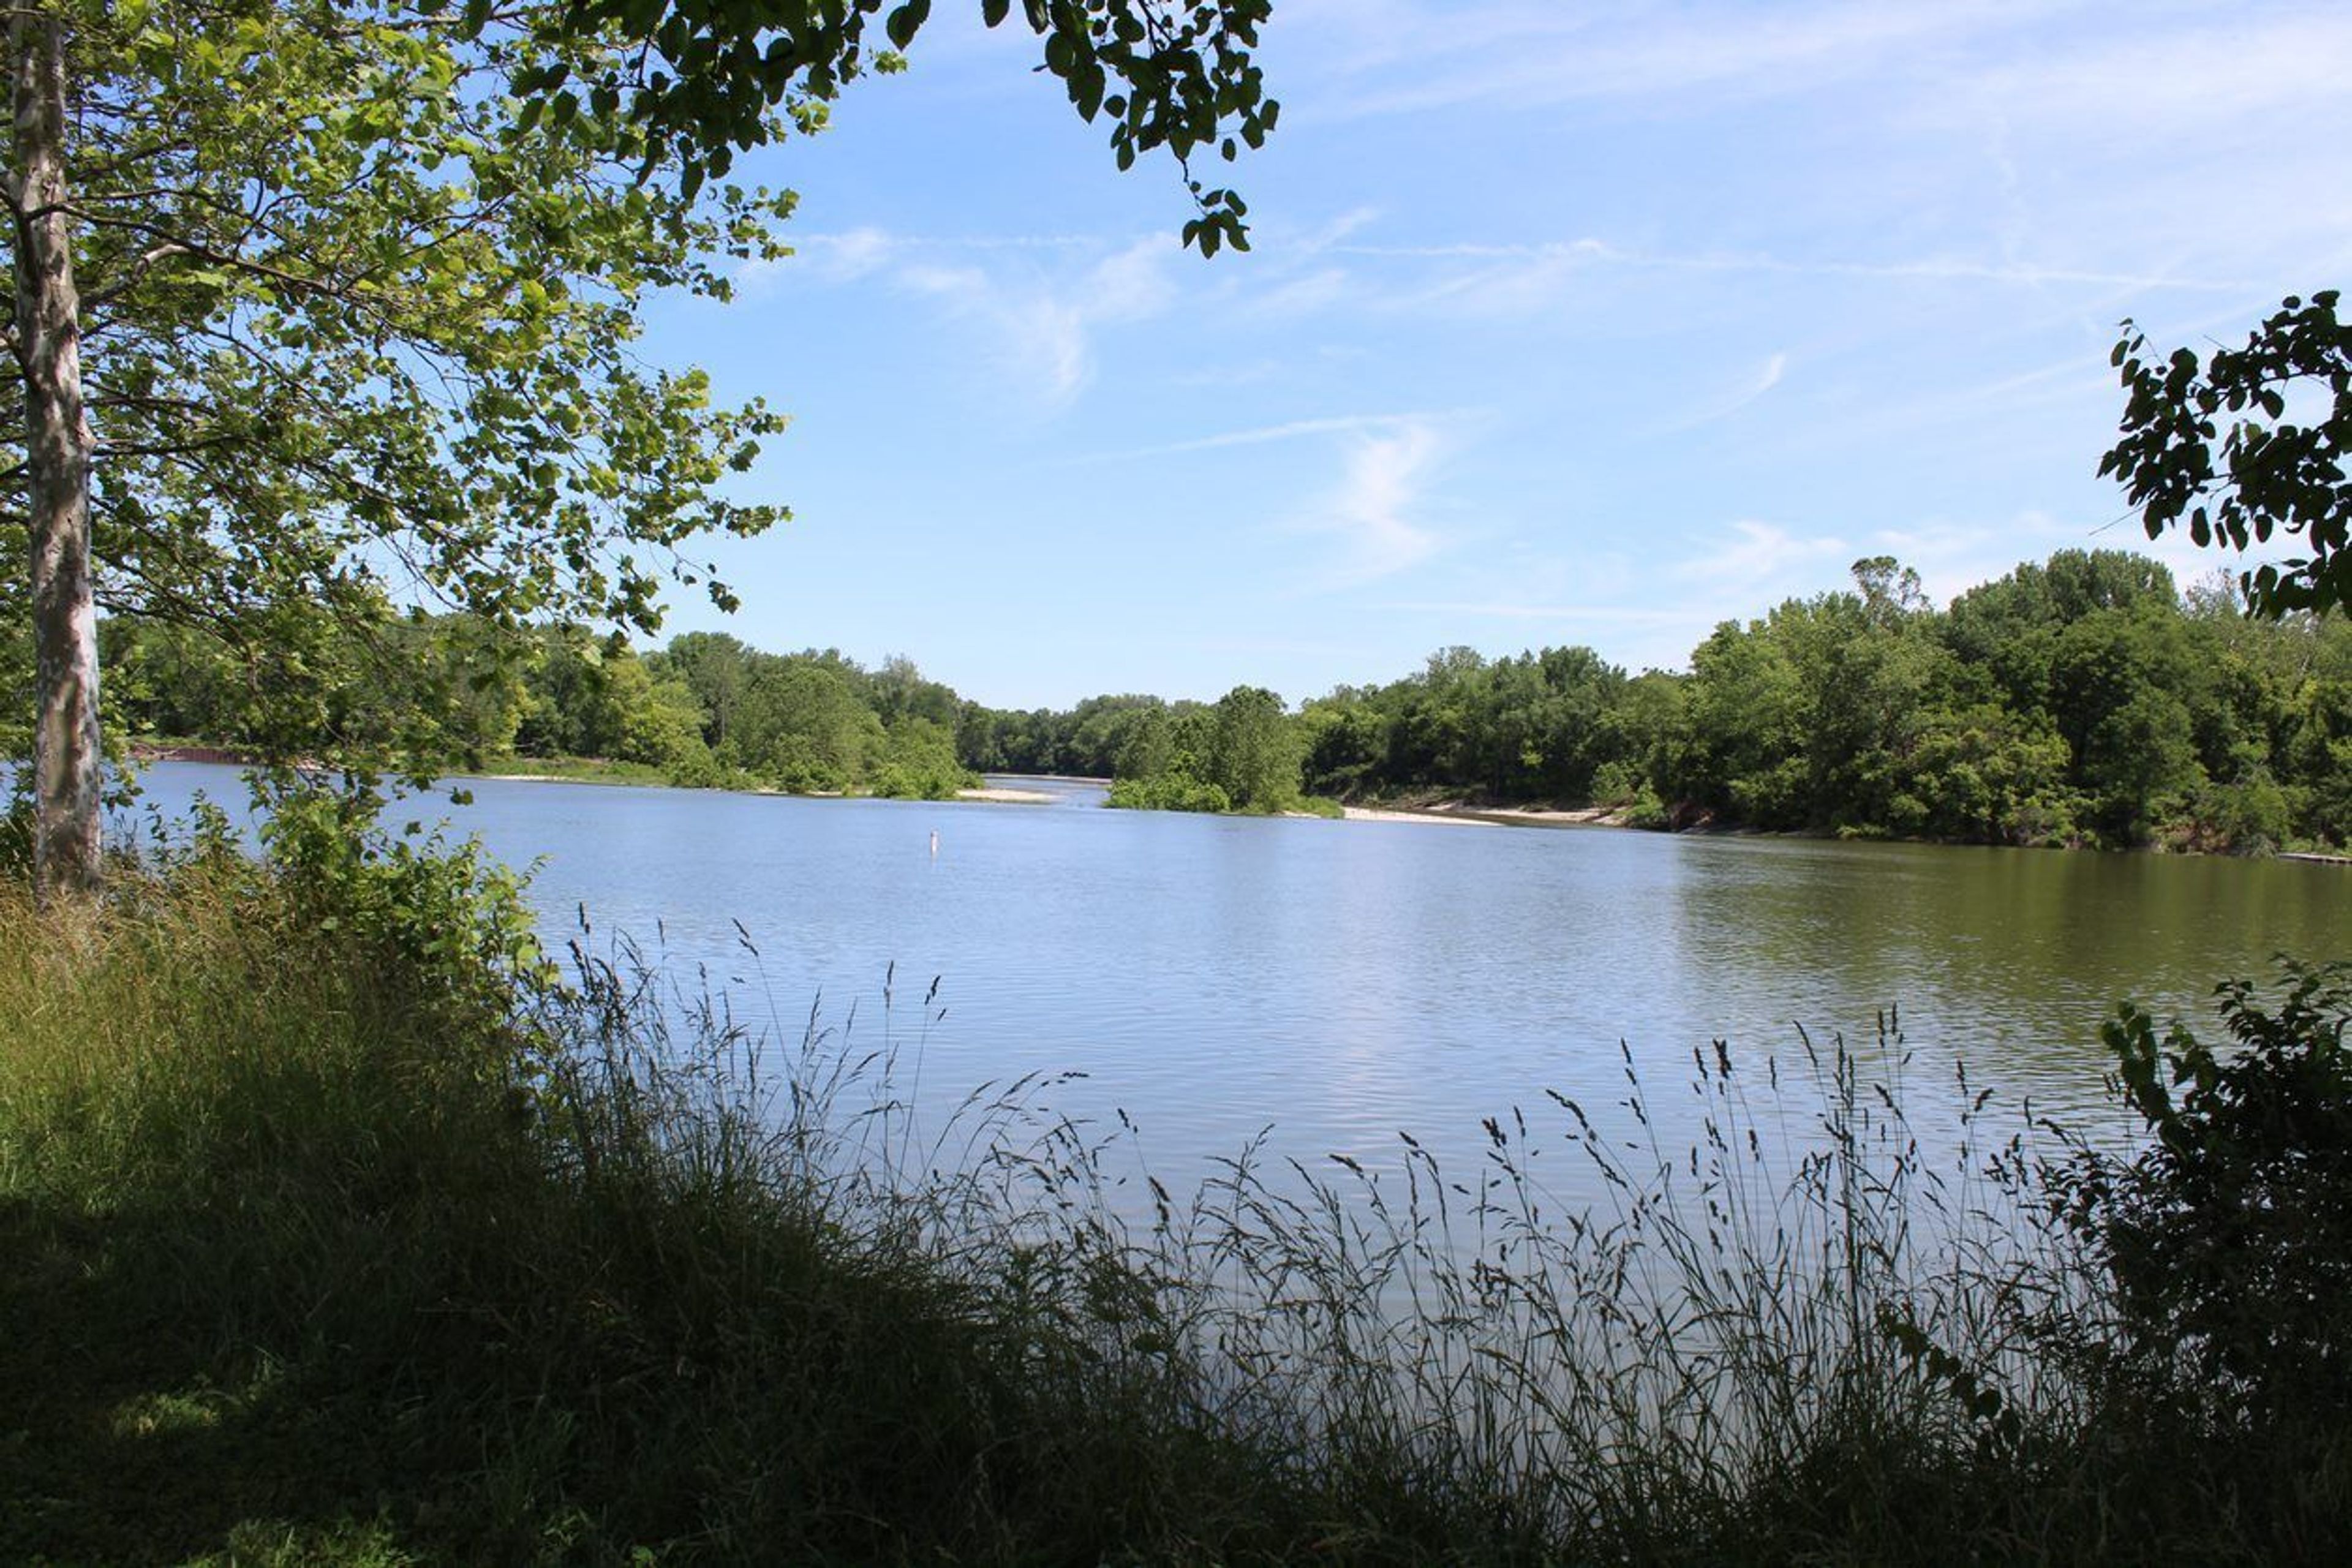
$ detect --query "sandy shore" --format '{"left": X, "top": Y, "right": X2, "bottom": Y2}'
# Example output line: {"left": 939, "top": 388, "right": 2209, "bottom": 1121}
{"left": 472, "top": 772, "right": 626, "bottom": 785}
{"left": 956, "top": 786, "right": 1060, "bottom": 804}
{"left": 1340, "top": 801, "right": 1629, "bottom": 829}
{"left": 1341, "top": 805, "right": 1496, "bottom": 827}
{"left": 1475, "top": 804, "right": 1626, "bottom": 826}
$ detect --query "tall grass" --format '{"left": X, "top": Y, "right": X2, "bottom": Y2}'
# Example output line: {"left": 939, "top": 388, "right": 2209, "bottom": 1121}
{"left": 2, "top": 853, "right": 2346, "bottom": 1563}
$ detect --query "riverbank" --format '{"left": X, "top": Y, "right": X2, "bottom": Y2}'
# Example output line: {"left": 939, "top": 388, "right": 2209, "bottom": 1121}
{"left": 1337, "top": 788, "right": 2352, "bottom": 861}
{"left": 131, "top": 742, "right": 1086, "bottom": 809}
{"left": 0, "top": 860, "right": 1317, "bottom": 1563}
{"left": 1341, "top": 802, "right": 1504, "bottom": 826}
{"left": 129, "top": 745, "right": 2344, "bottom": 860}
{"left": 1341, "top": 798, "right": 1633, "bottom": 829}
{"left": 7, "top": 843, "right": 2348, "bottom": 1563}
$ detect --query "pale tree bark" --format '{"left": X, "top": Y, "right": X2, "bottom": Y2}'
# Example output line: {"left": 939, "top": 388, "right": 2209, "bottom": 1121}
{"left": 9, "top": 5, "right": 102, "bottom": 897}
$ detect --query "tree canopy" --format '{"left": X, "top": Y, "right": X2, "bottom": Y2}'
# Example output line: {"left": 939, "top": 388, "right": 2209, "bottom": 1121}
{"left": 526, "top": 0, "right": 1278, "bottom": 255}
{"left": 2103, "top": 291, "right": 2351, "bottom": 618}
{"left": 2, "top": 0, "right": 802, "bottom": 885}
{"left": 4, "top": 0, "right": 1281, "bottom": 892}
{"left": 1276, "top": 551, "right": 2346, "bottom": 851}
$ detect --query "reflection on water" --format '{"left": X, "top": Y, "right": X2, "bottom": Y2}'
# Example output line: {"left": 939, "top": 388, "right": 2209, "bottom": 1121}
{"left": 116, "top": 763, "right": 2348, "bottom": 1199}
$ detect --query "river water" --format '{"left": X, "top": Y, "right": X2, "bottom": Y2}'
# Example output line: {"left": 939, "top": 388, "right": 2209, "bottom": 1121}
{"left": 118, "top": 763, "right": 2348, "bottom": 1201}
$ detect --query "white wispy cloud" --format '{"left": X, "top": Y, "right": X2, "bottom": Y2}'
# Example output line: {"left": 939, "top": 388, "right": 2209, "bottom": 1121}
{"left": 1298, "top": 420, "right": 1450, "bottom": 588}
{"left": 1245, "top": 266, "right": 1356, "bottom": 319}
{"left": 1864, "top": 510, "right": 2086, "bottom": 607}
{"left": 801, "top": 228, "right": 1098, "bottom": 255}
{"left": 883, "top": 236, "right": 1181, "bottom": 405}
{"left": 1246, "top": 227, "right": 2251, "bottom": 336}
{"left": 1339, "top": 238, "right": 2248, "bottom": 296}
{"left": 1678, "top": 519, "right": 1850, "bottom": 586}
{"left": 1298, "top": 206, "right": 1383, "bottom": 252}
{"left": 1655, "top": 352, "right": 1790, "bottom": 433}
{"left": 1286, "top": 0, "right": 2032, "bottom": 119}
{"left": 736, "top": 226, "right": 1098, "bottom": 293}
{"left": 1078, "top": 410, "right": 1468, "bottom": 465}
{"left": 1386, "top": 600, "right": 1698, "bottom": 625}
{"left": 799, "top": 226, "right": 898, "bottom": 282}
{"left": 734, "top": 227, "right": 1185, "bottom": 406}
{"left": 1946, "top": 11, "right": 2352, "bottom": 145}
{"left": 1901, "top": 9, "right": 2348, "bottom": 284}
{"left": 1870, "top": 505, "right": 2312, "bottom": 614}
{"left": 1168, "top": 357, "right": 1289, "bottom": 389}
{"left": 1069, "top": 410, "right": 1466, "bottom": 587}
{"left": 1776, "top": 352, "right": 2114, "bottom": 462}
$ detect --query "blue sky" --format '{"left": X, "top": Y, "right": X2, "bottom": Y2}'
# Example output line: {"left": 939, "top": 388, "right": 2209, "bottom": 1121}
{"left": 639, "top": 1, "right": 2352, "bottom": 710}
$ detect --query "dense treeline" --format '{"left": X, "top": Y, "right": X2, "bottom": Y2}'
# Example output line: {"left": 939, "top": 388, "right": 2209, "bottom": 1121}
{"left": 104, "top": 622, "right": 973, "bottom": 801}
{"left": 106, "top": 548, "right": 2352, "bottom": 848}
{"left": 1083, "top": 548, "right": 2350, "bottom": 848}
{"left": 955, "top": 692, "right": 1170, "bottom": 781}
{"left": 1291, "top": 552, "right": 2349, "bottom": 850}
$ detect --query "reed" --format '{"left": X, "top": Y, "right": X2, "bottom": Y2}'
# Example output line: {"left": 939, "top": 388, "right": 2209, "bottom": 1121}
{"left": 2, "top": 856, "right": 2345, "bottom": 1564}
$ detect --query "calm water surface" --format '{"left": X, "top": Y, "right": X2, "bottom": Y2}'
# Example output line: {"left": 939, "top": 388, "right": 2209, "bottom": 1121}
{"left": 122, "top": 764, "right": 2349, "bottom": 1193}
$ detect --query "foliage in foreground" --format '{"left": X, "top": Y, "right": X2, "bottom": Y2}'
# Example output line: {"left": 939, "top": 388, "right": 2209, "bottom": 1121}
{"left": 2060, "top": 961, "right": 2352, "bottom": 1430}
{"left": 2104, "top": 290, "right": 2352, "bottom": 619}
{"left": 0, "top": 832, "right": 1282, "bottom": 1563}
{"left": 2, "top": 830, "right": 2348, "bottom": 1561}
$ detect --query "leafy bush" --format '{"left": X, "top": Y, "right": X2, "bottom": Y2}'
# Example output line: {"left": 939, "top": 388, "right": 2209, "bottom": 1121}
{"left": 1588, "top": 758, "right": 1642, "bottom": 807}
{"left": 2063, "top": 960, "right": 2352, "bottom": 1424}
{"left": 1107, "top": 773, "right": 1232, "bottom": 813}
{"left": 1619, "top": 783, "right": 1672, "bottom": 830}
{"left": 246, "top": 777, "right": 558, "bottom": 1030}
{"left": 2184, "top": 771, "right": 2293, "bottom": 854}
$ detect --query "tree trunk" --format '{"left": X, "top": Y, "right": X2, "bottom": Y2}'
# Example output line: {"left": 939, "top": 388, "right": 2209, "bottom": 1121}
{"left": 10, "top": 7, "right": 101, "bottom": 898}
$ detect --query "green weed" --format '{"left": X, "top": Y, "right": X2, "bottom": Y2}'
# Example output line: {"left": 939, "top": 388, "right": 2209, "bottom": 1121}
{"left": 3, "top": 836, "right": 2346, "bottom": 1563}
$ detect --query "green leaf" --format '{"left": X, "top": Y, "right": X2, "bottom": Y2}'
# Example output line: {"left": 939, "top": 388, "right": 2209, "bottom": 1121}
{"left": 885, "top": 0, "right": 932, "bottom": 49}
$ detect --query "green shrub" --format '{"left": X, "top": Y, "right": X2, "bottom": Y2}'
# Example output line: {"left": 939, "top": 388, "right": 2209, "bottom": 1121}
{"left": 2187, "top": 771, "right": 2293, "bottom": 854}
{"left": 1589, "top": 759, "right": 1643, "bottom": 807}
{"left": 251, "top": 778, "right": 558, "bottom": 1025}
{"left": 2063, "top": 960, "right": 2352, "bottom": 1425}
{"left": 1621, "top": 783, "right": 1672, "bottom": 829}
{"left": 1107, "top": 773, "right": 1232, "bottom": 813}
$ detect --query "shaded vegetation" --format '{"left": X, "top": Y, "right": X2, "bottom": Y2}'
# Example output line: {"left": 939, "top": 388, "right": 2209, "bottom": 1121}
{"left": 4, "top": 817, "right": 2349, "bottom": 1562}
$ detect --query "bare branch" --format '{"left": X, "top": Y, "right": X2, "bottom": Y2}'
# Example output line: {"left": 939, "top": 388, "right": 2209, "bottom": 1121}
{"left": 80, "top": 240, "right": 193, "bottom": 312}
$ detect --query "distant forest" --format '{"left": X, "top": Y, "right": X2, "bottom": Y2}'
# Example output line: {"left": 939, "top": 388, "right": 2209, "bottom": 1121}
{"left": 108, "top": 548, "right": 2351, "bottom": 851}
